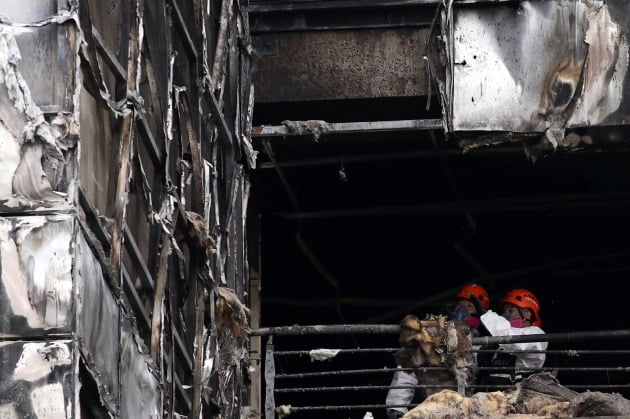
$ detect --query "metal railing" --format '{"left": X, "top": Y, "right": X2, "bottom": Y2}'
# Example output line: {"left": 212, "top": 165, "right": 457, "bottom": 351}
{"left": 252, "top": 325, "right": 630, "bottom": 418}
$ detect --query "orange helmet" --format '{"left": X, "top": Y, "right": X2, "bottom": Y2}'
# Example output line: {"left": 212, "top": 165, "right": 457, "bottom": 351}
{"left": 500, "top": 289, "right": 542, "bottom": 327}
{"left": 455, "top": 284, "right": 490, "bottom": 310}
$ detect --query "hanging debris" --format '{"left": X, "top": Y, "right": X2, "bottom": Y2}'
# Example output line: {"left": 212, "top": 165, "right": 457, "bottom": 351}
{"left": 394, "top": 314, "right": 476, "bottom": 396}
{"left": 281, "top": 120, "right": 330, "bottom": 141}
{"left": 216, "top": 286, "right": 252, "bottom": 339}
{"left": 184, "top": 210, "right": 216, "bottom": 254}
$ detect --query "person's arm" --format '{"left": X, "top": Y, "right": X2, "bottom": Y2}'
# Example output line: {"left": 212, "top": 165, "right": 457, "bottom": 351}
{"left": 479, "top": 310, "right": 510, "bottom": 335}
{"left": 480, "top": 311, "right": 548, "bottom": 351}
{"left": 511, "top": 326, "right": 547, "bottom": 370}
{"left": 480, "top": 311, "right": 547, "bottom": 369}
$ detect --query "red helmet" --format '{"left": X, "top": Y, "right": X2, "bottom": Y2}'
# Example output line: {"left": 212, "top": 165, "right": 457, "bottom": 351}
{"left": 455, "top": 284, "right": 490, "bottom": 310}
{"left": 500, "top": 289, "right": 542, "bottom": 327}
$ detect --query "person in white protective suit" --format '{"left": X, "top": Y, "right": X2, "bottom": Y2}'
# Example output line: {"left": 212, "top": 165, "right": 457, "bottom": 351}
{"left": 385, "top": 284, "right": 490, "bottom": 419}
{"left": 479, "top": 288, "right": 547, "bottom": 389}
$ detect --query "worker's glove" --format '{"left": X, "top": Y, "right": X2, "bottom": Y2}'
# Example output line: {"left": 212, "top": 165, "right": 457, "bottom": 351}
{"left": 470, "top": 295, "right": 487, "bottom": 317}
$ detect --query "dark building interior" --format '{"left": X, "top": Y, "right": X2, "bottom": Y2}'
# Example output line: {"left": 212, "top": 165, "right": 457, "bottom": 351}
{"left": 250, "top": 99, "right": 630, "bottom": 418}
{"left": 253, "top": 112, "right": 630, "bottom": 333}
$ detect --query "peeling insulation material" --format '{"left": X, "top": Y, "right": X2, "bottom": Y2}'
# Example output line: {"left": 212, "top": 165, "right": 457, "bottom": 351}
{"left": 568, "top": 4, "right": 629, "bottom": 126}
{"left": 0, "top": 340, "right": 73, "bottom": 418}
{"left": 0, "top": 216, "right": 73, "bottom": 336}
{"left": 0, "top": 9, "right": 77, "bottom": 212}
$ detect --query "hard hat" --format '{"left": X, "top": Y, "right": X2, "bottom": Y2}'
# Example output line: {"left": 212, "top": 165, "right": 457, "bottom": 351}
{"left": 455, "top": 284, "right": 490, "bottom": 310}
{"left": 500, "top": 288, "right": 542, "bottom": 327}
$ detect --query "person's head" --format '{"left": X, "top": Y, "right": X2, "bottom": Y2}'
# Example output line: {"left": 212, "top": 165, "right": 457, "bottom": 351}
{"left": 499, "top": 289, "right": 542, "bottom": 328}
{"left": 453, "top": 284, "right": 490, "bottom": 328}
{"left": 454, "top": 284, "right": 490, "bottom": 314}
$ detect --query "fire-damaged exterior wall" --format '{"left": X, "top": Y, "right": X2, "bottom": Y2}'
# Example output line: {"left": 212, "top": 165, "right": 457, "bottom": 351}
{"left": 0, "top": 0, "right": 254, "bottom": 418}
{"left": 431, "top": 0, "right": 630, "bottom": 150}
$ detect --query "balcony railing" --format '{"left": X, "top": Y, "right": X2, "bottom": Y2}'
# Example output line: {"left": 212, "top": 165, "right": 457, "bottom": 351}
{"left": 251, "top": 325, "right": 630, "bottom": 418}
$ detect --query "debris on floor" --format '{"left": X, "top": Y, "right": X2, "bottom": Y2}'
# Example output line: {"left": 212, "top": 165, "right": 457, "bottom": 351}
{"left": 402, "top": 372, "right": 630, "bottom": 418}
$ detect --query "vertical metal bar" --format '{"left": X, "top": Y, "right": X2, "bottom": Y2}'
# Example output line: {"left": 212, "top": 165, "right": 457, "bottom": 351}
{"left": 249, "top": 278, "right": 262, "bottom": 415}
{"left": 209, "top": 0, "right": 233, "bottom": 92}
{"left": 191, "top": 279, "right": 207, "bottom": 419}
{"left": 264, "top": 337, "right": 276, "bottom": 419}
{"left": 177, "top": 94, "right": 205, "bottom": 213}
{"left": 151, "top": 232, "right": 172, "bottom": 360}
{"left": 110, "top": 0, "right": 144, "bottom": 289}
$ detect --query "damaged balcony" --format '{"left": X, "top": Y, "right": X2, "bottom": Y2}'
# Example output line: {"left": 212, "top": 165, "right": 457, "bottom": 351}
{"left": 255, "top": 325, "right": 630, "bottom": 417}
{"left": 249, "top": 0, "right": 630, "bottom": 418}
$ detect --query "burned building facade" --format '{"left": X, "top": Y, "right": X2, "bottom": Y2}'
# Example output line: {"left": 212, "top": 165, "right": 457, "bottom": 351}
{"left": 0, "top": 0, "right": 254, "bottom": 418}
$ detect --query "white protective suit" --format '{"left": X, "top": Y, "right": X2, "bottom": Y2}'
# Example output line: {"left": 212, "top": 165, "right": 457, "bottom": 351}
{"left": 480, "top": 310, "right": 547, "bottom": 372}
{"left": 385, "top": 369, "right": 417, "bottom": 418}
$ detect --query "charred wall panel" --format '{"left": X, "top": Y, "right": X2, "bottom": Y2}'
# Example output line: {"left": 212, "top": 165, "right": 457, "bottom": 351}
{"left": 0, "top": 340, "right": 74, "bottom": 419}
{"left": 253, "top": 28, "right": 430, "bottom": 102}
{"left": 439, "top": 0, "right": 630, "bottom": 135}
{"left": 0, "top": 216, "right": 74, "bottom": 337}
{"left": 0, "top": 2, "right": 79, "bottom": 417}
{"left": 4, "top": 1, "right": 77, "bottom": 112}
{"left": 78, "top": 92, "right": 115, "bottom": 215}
